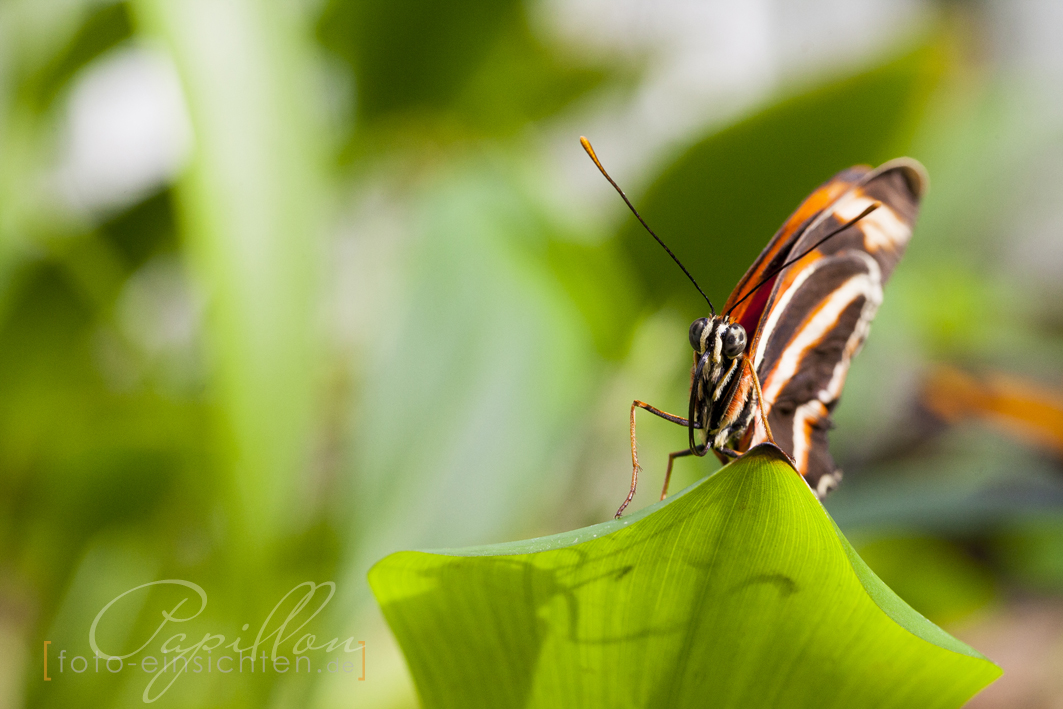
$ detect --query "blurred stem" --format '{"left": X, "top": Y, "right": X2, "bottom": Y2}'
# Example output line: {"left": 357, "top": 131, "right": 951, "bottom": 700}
{"left": 131, "top": 0, "right": 327, "bottom": 566}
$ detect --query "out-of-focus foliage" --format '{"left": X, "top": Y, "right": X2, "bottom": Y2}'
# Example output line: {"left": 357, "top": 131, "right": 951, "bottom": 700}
{"left": 854, "top": 535, "right": 997, "bottom": 626}
{"left": 321, "top": 0, "right": 522, "bottom": 119}
{"left": 1, "top": 1, "right": 1061, "bottom": 708}
{"left": 317, "top": 0, "right": 606, "bottom": 143}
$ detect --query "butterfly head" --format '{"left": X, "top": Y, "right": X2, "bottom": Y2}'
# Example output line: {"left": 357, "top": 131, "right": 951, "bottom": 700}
{"left": 689, "top": 316, "right": 747, "bottom": 361}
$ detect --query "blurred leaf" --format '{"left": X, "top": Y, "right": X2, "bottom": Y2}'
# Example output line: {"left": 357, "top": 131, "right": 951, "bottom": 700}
{"left": 546, "top": 237, "right": 640, "bottom": 360}
{"left": 888, "top": 265, "right": 1006, "bottom": 357}
{"left": 0, "top": 0, "right": 134, "bottom": 285}
{"left": 0, "top": 255, "right": 208, "bottom": 669}
{"left": 318, "top": 0, "right": 606, "bottom": 141}
{"left": 370, "top": 446, "right": 999, "bottom": 709}
{"left": 29, "top": 535, "right": 159, "bottom": 709}
{"left": 318, "top": 0, "right": 519, "bottom": 120}
{"left": 0, "top": 261, "right": 195, "bottom": 501}
{"left": 993, "top": 516, "right": 1063, "bottom": 592}
{"left": 24, "top": 1, "right": 133, "bottom": 111}
{"left": 855, "top": 535, "right": 996, "bottom": 626}
{"left": 347, "top": 162, "right": 596, "bottom": 573}
{"left": 825, "top": 425, "right": 1063, "bottom": 535}
{"left": 454, "top": 18, "right": 606, "bottom": 134}
{"left": 619, "top": 43, "right": 944, "bottom": 320}
{"left": 98, "top": 189, "right": 179, "bottom": 269}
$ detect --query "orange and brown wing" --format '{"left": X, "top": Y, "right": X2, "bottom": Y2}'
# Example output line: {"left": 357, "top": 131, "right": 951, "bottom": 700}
{"left": 742, "top": 159, "right": 927, "bottom": 495}
{"left": 723, "top": 168, "right": 869, "bottom": 339}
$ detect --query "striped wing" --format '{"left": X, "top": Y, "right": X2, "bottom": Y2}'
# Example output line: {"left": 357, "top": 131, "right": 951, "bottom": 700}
{"left": 723, "top": 168, "right": 868, "bottom": 337}
{"left": 740, "top": 159, "right": 926, "bottom": 496}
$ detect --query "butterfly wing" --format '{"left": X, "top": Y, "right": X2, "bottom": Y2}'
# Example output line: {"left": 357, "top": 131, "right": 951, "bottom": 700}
{"left": 722, "top": 168, "right": 870, "bottom": 337}
{"left": 739, "top": 159, "right": 926, "bottom": 496}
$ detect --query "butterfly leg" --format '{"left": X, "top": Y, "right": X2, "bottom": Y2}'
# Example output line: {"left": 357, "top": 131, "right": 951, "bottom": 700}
{"left": 744, "top": 356, "right": 776, "bottom": 445}
{"left": 618, "top": 400, "right": 697, "bottom": 518}
{"left": 660, "top": 444, "right": 708, "bottom": 500}
{"left": 742, "top": 357, "right": 799, "bottom": 468}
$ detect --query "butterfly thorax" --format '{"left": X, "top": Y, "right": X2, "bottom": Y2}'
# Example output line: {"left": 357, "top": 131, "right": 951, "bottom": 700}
{"left": 688, "top": 316, "right": 756, "bottom": 450}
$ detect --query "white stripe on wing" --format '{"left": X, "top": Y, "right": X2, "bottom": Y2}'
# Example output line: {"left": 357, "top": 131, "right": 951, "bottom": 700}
{"left": 832, "top": 194, "right": 911, "bottom": 253}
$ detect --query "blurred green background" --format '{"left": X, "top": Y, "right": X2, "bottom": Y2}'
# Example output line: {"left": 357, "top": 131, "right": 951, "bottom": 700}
{"left": 2, "top": 0, "right": 1062, "bottom": 707}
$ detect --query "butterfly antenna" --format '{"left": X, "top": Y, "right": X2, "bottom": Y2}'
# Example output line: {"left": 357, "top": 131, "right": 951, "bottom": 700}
{"left": 725, "top": 202, "right": 881, "bottom": 315}
{"left": 581, "top": 136, "right": 715, "bottom": 316}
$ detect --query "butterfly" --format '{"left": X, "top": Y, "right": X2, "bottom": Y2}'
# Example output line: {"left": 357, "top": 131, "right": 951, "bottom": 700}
{"left": 580, "top": 137, "right": 926, "bottom": 516}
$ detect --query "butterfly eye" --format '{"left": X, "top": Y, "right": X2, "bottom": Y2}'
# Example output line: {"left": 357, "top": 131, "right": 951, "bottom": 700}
{"left": 722, "top": 323, "right": 747, "bottom": 359}
{"left": 688, "top": 318, "right": 709, "bottom": 351}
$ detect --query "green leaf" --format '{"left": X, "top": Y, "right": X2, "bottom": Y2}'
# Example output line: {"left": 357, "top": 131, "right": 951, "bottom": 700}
{"left": 370, "top": 445, "right": 1000, "bottom": 709}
